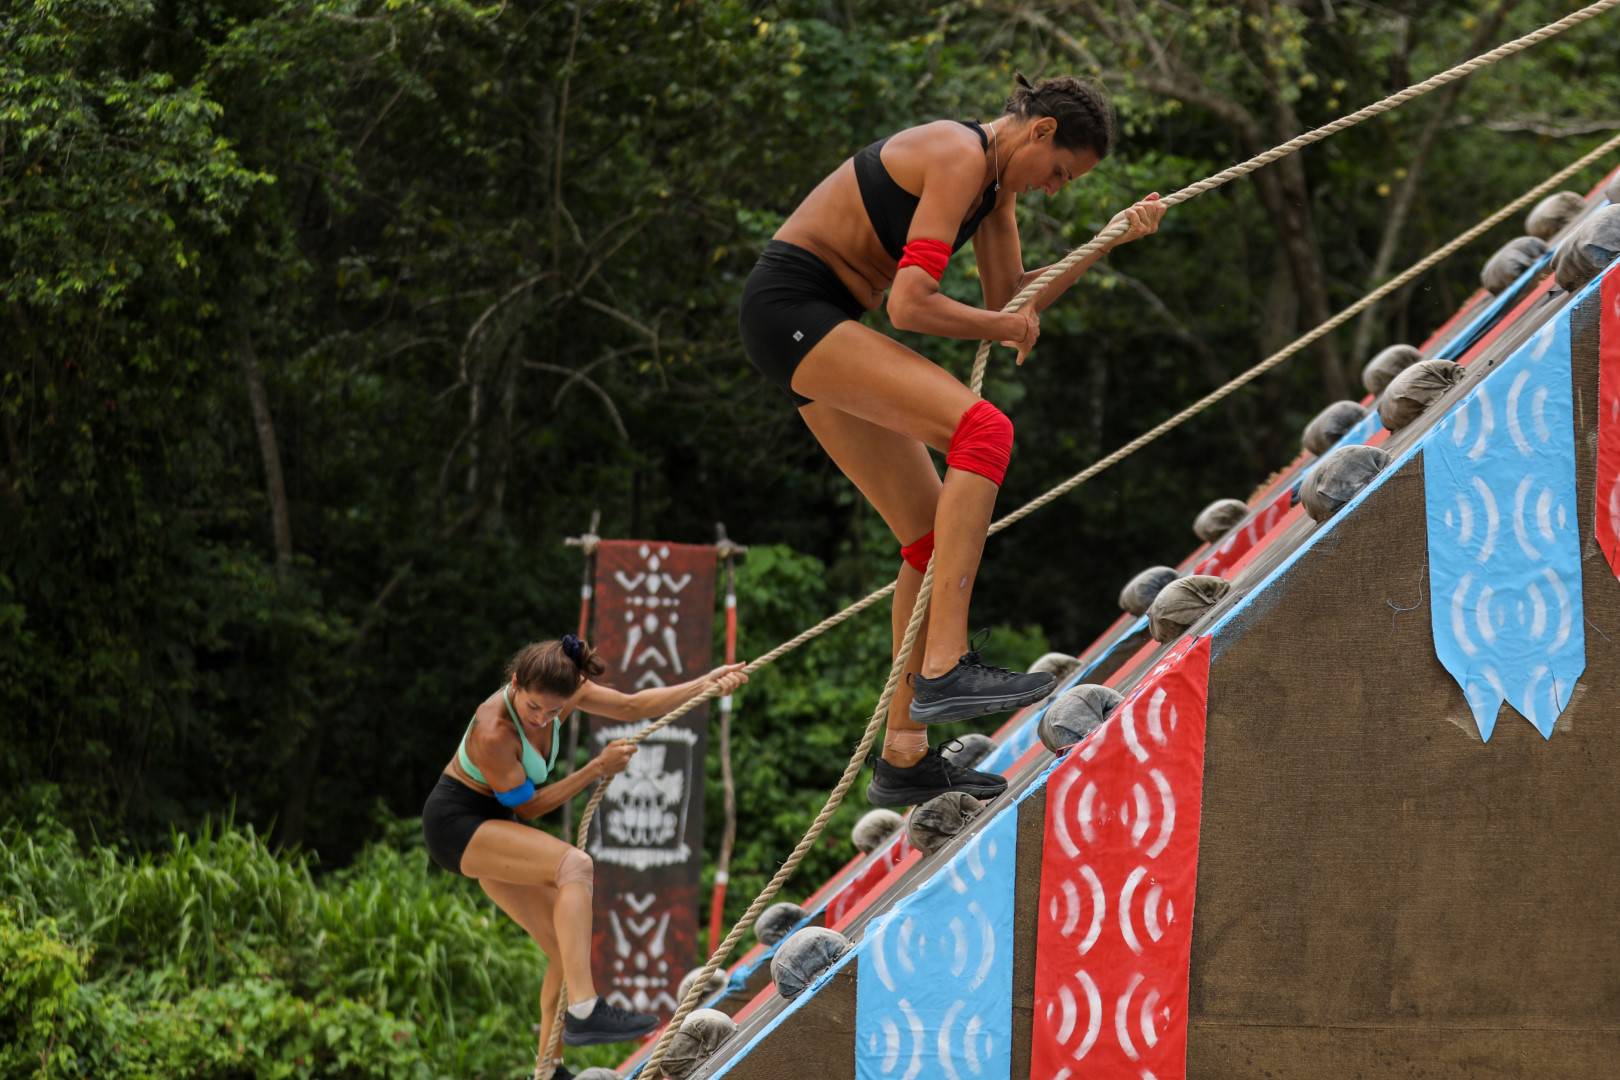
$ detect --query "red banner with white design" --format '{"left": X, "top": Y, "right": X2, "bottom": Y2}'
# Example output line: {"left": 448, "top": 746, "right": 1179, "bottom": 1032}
{"left": 1031, "top": 635, "right": 1212, "bottom": 1080}
{"left": 586, "top": 540, "right": 716, "bottom": 1019}
{"left": 1192, "top": 490, "right": 1288, "bottom": 578}
{"left": 825, "top": 835, "right": 914, "bottom": 928}
{"left": 1594, "top": 269, "right": 1620, "bottom": 578}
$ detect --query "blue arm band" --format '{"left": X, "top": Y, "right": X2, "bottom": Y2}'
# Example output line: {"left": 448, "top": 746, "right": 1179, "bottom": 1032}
{"left": 494, "top": 779, "right": 536, "bottom": 808}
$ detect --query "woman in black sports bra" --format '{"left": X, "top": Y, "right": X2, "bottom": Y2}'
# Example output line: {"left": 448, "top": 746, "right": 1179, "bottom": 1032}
{"left": 738, "top": 74, "right": 1166, "bottom": 810}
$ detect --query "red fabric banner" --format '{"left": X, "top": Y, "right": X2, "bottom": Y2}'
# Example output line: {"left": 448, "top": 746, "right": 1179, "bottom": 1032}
{"left": 1191, "top": 488, "right": 1290, "bottom": 578}
{"left": 1031, "top": 635, "right": 1212, "bottom": 1080}
{"left": 825, "top": 835, "right": 915, "bottom": 928}
{"left": 585, "top": 540, "right": 716, "bottom": 1019}
{"left": 1595, "top": 269, "right": 1620, "bottom": 578}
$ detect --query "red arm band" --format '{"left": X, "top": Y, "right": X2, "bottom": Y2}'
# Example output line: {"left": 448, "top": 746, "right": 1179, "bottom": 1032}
{"left": 897, "top": 238, "right": 952, "bottom": 281}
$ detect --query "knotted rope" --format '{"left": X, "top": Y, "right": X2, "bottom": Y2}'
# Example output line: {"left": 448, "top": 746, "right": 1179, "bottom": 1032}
{"left": 537, "top": 3, "right": 1620, "bottom": 1074}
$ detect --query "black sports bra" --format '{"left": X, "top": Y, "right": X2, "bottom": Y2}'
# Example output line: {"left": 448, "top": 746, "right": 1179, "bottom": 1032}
{"left": 852, "top": 120, "right": 999, "bottom": 261}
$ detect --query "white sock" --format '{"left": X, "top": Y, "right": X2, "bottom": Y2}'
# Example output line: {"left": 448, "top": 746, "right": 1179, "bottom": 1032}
{"left": 566, "top": 996, "right": 599, "bottom": 1020}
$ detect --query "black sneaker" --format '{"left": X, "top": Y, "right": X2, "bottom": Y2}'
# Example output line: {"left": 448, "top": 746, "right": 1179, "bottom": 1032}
{"left": 908, "top": 638, "right": 1056, "bottom": 724}
{"left": 524, "top": 1064, "right": 573, "bottom": 1080}
{"left": 562, "top": 998, "right": 659, "bottom": 1046}
{"left": 866, "top": 746, "right": 1008, "bottom": 808}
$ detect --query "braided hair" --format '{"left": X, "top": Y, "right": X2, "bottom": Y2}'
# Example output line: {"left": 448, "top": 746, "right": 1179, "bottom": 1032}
{"left": 1005, "top": 73, "right": 1116, "bottom": 158}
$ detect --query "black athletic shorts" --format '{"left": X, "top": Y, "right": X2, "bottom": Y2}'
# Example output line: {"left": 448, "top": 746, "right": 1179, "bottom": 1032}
{"left": 738, "top": 240, "right": 866, "bottom": 406}
{"left": 421, "top": 774, "right": 513, "bottom": 874}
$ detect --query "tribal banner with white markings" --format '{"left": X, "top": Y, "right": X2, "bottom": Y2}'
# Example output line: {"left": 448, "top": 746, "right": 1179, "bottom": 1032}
{"left": 1031, "top": 635, "right": 1211, "bottom": 1080}
{"left": 586, "top": 540, "right": 716, "bottom": 1018}
{"left": 1424, "top": 298, "right": 1586, "bottom": 741}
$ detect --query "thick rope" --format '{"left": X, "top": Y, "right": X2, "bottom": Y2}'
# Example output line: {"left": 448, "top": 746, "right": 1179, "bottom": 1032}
{"left": 966, "top": 0, "right": 1620, "bottom": 394}
{"left": 992, "top": 128, "right": 1620, "bottom": 536}
{"left": 536, "top": 4, "right": 1620, "bottom": 1074}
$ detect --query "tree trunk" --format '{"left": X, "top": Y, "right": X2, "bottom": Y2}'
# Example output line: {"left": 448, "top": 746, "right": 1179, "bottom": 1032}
{"left": 1246, "top": 28, "right": 1346, "bottom": 399}
{"left": 1349, "top": 0, "right": 1519, "bottom": 364}
{"left": 1258, "top": 255, "right": 1301, "bottom": 359}
{"left": 237, "top": 335, "right": 294, "bottom": 580}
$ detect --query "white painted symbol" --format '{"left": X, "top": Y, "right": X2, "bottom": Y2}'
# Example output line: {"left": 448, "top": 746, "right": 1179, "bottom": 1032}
{"left": 615, "top": 548, "right": 691, "bottom": 679}
{"left": 606, "top": 892, "right": 676, "bottom": 1013}
{"left": 603, "top": 745, "right": 684, "bottom": 847}
{"left": 590, "top": 722, "right": 699, "bottom": 870}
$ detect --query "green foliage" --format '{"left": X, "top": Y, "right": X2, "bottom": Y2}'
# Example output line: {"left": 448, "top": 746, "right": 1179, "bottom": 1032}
{"left": 0, "top": 905, "right": 92, "bottom": 1078}
{"left": 0, "top": 814, "right": 568, "bottom": 1077}
{"left": 75, "top": 975, "right": 429, "bottom": 1080}
{"left": 3, "top": 0, "right": 1619, "bottom": 1069}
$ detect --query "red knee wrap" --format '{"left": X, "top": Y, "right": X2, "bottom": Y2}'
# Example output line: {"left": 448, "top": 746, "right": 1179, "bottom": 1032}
{"left": 900, "top": 530, "right": 935, "bottom": 572}
{"left": 946, "top": 400, "right": 1013, "bottom": 485}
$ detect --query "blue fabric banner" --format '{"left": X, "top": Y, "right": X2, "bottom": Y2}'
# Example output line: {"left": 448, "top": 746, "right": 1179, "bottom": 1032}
{"left": 1435, "top": 251, "right": 1555, "bottom": 361}
{"left": 1424, "top": 308, "right": 1585, "bottom": 740}
{"left": 855, "top": 807, "right": 1017, "bottom": 1080}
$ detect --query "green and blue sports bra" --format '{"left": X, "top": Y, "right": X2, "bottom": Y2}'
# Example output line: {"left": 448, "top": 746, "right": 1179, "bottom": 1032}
{"left": 457, "top": 685, "right": 559, "bottom": 788}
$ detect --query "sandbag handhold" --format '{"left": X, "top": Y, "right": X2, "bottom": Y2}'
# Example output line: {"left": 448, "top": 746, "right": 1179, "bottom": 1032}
{"left": 1119, "top": 566, "right": 1179, "bottom": 616}
{"left": 851, "top": 808, "right": 904, "bottom": 854}
{"left": 1025, "top": 652, "right": 1077, "bottom": 711}
{"left": 1038, "top": 683, "right": 1124, "bottom": 754}
{"left": 756, "top": 901, "right": 807, "bottom": 948}
{"left": 940, "top": 733, "right": 996, "bottom": 771}
{"left": 662, "top": 1008, "right": 740, "bottom": 1080}
{"left": 1147, "top": 575, "right": 1231, "bottom": 643}
{"left": 1379, "top": 359, "right": 1464, "bottom": 433}
{"left": 1302, "top": 400, "right": 1368, "bottom": 456}
{"left": 1525, "top": 191, "right": 1586, "bottom": 240}
{"left": 1553, "top": 204, "right": 1620, "bottom": 293}
{"left": 771, "top": 926, "right": 851, "bottom": 1000}
{"left": 907, "top": 791, "right": 984, "bottom": 855}
{"left": 1193, "top": 499, "right": 1248, "bottom": 543}
{"left": 1028, "top": 651, "right": 1080, "bottom": 683}
{"left": 575, "top": 1070, "right": 620, "bottom": 1080}
{"left": 1480, "top": 235, "right": 1548, "bottom": 295}
{"left": 1362, "top": 343, "right": 1422, "bottom": 397}
{"left": 677, "top": 965, "right": 727, "bottom": 1007}
{"left": 1300, "top": 444, "right": 1390, "bottom": 522}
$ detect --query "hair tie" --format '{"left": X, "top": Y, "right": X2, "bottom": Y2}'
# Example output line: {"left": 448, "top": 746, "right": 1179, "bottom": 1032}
{"left": 560, "top": 633, "right": 584, "bottom": 665}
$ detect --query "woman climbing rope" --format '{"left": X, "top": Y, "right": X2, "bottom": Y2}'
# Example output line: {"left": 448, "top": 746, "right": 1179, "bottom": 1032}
{"left": 421, "top": 635, "right": 748, "bottom": 1077}
{"left": 739, "top": 74, "right": 1166, "bottom": 809}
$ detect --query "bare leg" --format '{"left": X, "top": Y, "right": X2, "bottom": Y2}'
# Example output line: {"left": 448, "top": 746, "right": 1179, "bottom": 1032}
{"left": 481, "top": 878, "right": 565, "bottom": 1063}
{"left": 553, "top": 880, "right": 595, "bottom": 998}
{"left": 537, "top": 962, "right": 562, "bottom": 1061}
{"left": 793, "top": 321, "right": 999, "bottom": 677}
{"left": 461, "top": 821, "right": 598, "bottom": 1000}
{"left": 924, "top": 470, "right": 998, "bottom": 676}
{"left": 798, "top": 403, "right": 937, "bottom": 765}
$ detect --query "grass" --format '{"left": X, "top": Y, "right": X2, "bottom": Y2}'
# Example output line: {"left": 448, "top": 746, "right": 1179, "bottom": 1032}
{"left": 0, "top": 807, "right": 623, "bottom": 1077}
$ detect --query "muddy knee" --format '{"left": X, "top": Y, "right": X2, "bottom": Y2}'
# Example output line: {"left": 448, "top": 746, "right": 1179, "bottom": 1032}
{"left": 557, "top": 847, "right": 594, "bottom": 893}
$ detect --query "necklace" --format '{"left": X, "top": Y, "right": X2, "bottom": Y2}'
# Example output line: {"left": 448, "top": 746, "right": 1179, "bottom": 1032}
{"left": 990, "top": 121, "right": 1002, "bottom": 192}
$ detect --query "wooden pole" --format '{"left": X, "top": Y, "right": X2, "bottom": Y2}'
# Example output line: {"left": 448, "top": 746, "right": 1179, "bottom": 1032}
{"left": 560, "top": 509, "right": 600, "bottom": 837}
{"left": 706, "top": 523, "right": 747, "bottom": 951}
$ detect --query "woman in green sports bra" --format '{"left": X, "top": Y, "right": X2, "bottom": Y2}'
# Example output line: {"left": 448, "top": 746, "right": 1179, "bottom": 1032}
{"left": 421, "top": 634, "right": 747, "bottom": 1077}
